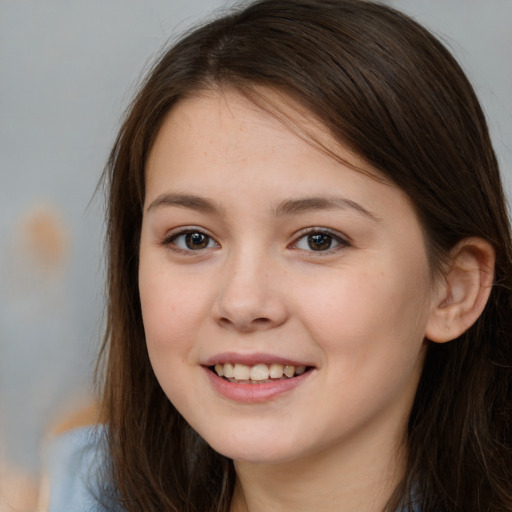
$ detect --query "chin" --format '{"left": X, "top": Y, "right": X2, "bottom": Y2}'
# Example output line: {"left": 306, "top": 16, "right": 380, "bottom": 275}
{"left": 202, "top": 431, "right": 303, "bottom": 465}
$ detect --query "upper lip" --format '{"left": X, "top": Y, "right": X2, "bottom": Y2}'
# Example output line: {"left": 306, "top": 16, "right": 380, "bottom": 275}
{"left": 202, "top": 352, "right": 313, "bottom": 367}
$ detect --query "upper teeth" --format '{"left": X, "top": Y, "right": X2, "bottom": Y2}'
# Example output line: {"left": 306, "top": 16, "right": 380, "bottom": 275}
{"left": 214, "top": 363, "right": 307, "bottom": 381}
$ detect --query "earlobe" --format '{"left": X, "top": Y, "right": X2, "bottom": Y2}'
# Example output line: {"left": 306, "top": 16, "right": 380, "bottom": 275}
{"left": 425, "top": 238, "right": 495, "bottom": 343}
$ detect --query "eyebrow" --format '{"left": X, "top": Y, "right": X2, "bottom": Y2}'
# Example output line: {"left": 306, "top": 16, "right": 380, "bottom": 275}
{"left": 146, "top": 192, "right": 379, "bottom": 221}
{"left": 274, "top": 196, "right": 380, "bottom": 221}
{"left": 146, "top": 193, "right": 222, "bottom": 214}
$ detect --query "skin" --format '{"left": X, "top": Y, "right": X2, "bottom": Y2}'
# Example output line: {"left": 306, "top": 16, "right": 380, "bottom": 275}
{"left": 138, "top": 89, "right": 445, "bottom": 512}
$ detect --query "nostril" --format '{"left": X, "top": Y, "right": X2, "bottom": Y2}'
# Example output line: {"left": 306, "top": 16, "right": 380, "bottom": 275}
{"left": 217, "top": 316, "right": 272, "bottom": 331}
{"left": 254, "top": 317, "right": 271, "bottom": 324}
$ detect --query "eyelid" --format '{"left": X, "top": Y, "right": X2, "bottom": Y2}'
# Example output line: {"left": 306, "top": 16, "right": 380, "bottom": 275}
{"left": 289, "top": 227, "right": 351, "bottom": 253}
{"left": 161, "top": 226, "right": 220, "bottom": 253}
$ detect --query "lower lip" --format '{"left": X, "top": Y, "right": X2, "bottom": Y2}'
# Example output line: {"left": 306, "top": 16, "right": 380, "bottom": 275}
{"left": 204, "top": 367, "right": 313, "bottom": 403}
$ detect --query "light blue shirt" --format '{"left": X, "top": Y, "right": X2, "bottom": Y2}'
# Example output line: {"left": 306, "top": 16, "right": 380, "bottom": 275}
{"left": 45, "top": 426, "right": 112, "bottom": 512}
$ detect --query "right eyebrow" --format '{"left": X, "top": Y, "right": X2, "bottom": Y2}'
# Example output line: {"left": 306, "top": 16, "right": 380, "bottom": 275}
{"left": 146, "top": 193, "right": 222, "bottom": 215}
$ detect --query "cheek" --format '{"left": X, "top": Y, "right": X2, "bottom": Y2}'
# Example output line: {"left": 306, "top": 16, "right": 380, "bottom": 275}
{"left": 139, "top": 257, "right": 207, "bottom": 357}
{"left": 296, "top": 261, "right": 432, "bottom": 372}
{"left": 294, "top": 267, "right": 430, "bottom": 430}
{"left": 139, "top": 267, "right": 208, "bottom": 403}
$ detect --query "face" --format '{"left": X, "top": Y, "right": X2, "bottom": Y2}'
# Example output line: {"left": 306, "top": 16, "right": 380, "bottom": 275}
{"left": 139, "top": 89, "right": 440, "bottom": 465}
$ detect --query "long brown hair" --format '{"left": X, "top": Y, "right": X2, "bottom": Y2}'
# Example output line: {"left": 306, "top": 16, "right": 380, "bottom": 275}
{"left": 98, "top": 1, "right": 512, "bottom": 510}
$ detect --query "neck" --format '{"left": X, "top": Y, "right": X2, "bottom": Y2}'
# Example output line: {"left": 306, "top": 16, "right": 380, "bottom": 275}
{"left": 229, "top": 427, "right": 405, "bottom": 512}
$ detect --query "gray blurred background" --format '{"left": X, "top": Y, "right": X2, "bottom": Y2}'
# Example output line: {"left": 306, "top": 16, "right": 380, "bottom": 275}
{"left": 0, "top": 0, "right": 511, "bottom": 505}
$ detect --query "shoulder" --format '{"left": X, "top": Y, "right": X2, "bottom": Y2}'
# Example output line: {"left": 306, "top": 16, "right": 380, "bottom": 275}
{"left": 41, "top": 425, "right": 118, "bottom": 512}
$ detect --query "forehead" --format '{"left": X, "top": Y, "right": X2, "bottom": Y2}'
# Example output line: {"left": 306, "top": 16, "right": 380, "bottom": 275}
{"left": 147, "top": 91, "right": 352, "bottom": 199}
{"left": 145, "top": 89, "right": 426, "bottom": 241}
{"left": 147, "top": 86, "right": 387, "bottom": 186}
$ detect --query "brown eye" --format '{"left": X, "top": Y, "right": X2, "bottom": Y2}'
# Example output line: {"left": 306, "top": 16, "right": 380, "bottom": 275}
{"left": 169, "top": 230, "right": 217, "bottom": 251}
{"left": 307, "top": 233, "right": 333, "bottom": 251}
{"left": 185, "top": 232, "right": 210, "bottom": 249}
{"left": 293, "top": 230, "right": 349, "bottom": 253}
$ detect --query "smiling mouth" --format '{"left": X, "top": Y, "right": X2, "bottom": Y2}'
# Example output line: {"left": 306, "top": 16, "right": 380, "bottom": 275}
{"left": 210, "top": 362, "right": 312, "bottom": 384}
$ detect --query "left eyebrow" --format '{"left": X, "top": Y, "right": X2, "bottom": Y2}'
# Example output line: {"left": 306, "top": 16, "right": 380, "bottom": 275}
{"left": 274, "top": 196, "right": 380, "bottom": 222}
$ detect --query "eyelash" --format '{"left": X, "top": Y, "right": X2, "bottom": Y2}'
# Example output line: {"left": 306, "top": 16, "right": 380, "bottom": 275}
{"left": 162, "top": 228, "right": 219, "bottom": 254}
{"left": 290, "top": 228, "right": 350, "bottom": 254}
{"left": 161, "top": 227, "right": 350, "bottom": 255}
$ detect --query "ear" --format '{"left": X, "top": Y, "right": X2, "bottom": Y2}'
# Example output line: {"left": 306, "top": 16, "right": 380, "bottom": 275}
{"left": 425, "top": 237, "right": 495, "bottom": 343}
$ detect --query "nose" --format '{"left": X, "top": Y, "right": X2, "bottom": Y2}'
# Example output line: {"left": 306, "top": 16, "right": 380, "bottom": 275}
{"left": 212, "top": 248, "right": 288, "bottom": 332}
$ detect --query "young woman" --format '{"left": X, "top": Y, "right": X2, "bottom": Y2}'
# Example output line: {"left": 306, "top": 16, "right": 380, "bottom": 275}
{"left": 47, "top": 1, "right": 512, "bottom": 511}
